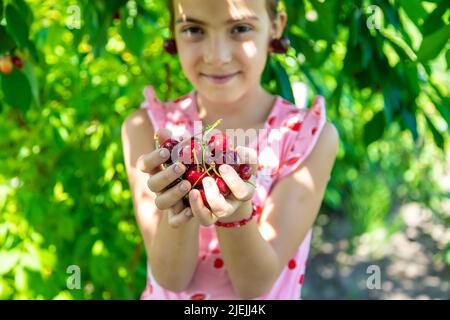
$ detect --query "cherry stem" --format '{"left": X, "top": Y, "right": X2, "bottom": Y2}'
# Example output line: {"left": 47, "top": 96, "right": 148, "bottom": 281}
{"left": 154, "top": 133, "right": 160, "bottom": 149}
{"left": 245, "top": 180, "right": 256, "bottom": 189}
{"left": 177, "top": 118, "right": 223, "bottom": 149}
{"left": 201, "top": 140, "right": 206, "bottom": 167}
{"left": 191, "top": 165, "right": 214, "bottom": 189}
{"left": 203, "top": 119, "right": 223, "bottom": 136}
{"left": 192, "top": 148, "right": 200, "bottom": 171}
{"left": 211, "top": 163, "right": 222, "bottom": 178}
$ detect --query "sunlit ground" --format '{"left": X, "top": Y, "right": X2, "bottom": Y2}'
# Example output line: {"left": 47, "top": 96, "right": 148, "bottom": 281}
{"left": 303, "top": 151, "right": 450, "bottom": 300}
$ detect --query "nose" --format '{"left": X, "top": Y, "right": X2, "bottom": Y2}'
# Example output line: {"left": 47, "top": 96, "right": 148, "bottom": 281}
{"left": 203, "top": 35, "right": 232, "bottom": 66}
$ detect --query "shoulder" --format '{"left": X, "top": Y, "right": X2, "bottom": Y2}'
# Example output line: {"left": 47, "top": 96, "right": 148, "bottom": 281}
{"left": 121, "top": 108, "right": 156, "bottom": 168}
{"left": 121, "top": 108, "right": 154, "bottom": 140}
{"left": 316, "top": 121, "right": 339, "bottom": 157}
{"left": 278, "top": 120, "right": 339, "bottom": 191}
{"left": 298, "top": 120, "right": 339, "bottom": 178}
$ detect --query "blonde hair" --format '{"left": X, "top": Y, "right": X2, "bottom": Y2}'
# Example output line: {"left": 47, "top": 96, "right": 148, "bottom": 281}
{"left": 166, "top": 0, "right": 279, "bottom": 34}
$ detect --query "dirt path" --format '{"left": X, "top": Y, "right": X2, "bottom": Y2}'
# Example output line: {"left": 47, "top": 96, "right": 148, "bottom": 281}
{"left": 302, "top": 154, "right": 450, "bottom": 300}
{"left": 302, "top": 204, "right": 449, "bottom": 299}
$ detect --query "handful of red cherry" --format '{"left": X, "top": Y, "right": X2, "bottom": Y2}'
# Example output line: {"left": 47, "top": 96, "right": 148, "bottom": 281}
{"left": 156, "top": 120, "right": 254, "bottom": 209}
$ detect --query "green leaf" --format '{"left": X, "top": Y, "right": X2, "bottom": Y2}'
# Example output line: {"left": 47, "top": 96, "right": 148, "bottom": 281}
{"left": 271, "top": 60, "right": 294, "bottom": 103}
{"left": 14, "top": 266, "right": 27, "bottom": 291}
{"left": 91, "top": 12, "right": 111, "bottom": 58}
{"left": 261, "top": 57, "right": 275, "bottom": 85}
{"left": 383, "top": 86, "right": 401, "bottom": 123}
{"left": 432, "top": 97, "right": 450, "bottom": 125}
{"left": 399, "top": 0, "right": 427, "bottom": 28}
{"left": 401, "top": 108, "right": 418, "bottom": 142}
{"left": 0, "top": 68, "right": 33, "bottom": 112}
{"left": 12, "top": 0, "right": 33, "bottom": 25}
{"left": 421, "top": 0, "right": 448, "bottom": 35}
{"left": 446, "top": 49, "right": 450, "bottom": 68}
{"left": 5, "top": 4, "right": 30, "bottom": 49}
{"left": 0, "top": 0, "right": 3, "bottom": 20}
{"left": 0, "top": 26, "right": 16, "bottom": 55}
{"left": 120, "top": 18, "right": 144, "bottom": 57}
{"left": 23, "top": 61, "right": 39, "bottom": 107}
{"left": 417, "top": 25, "right": 450, "bottom": 62}
{"left": 309, "top": 0, "right": 337, "bottom": 41}
{"left": 364, "top": 111, "right": 386, "bottom": 146}
{"left": 0, "top": 251, "right": 20, "bottom": 275}
{"left": 300, "top": 65, "right": 323, "bottom": 96}
{"left": 424, "top": 114, "right": 445, "bottom": 151}
{"left": 26, "top": 39, "right": 39, "bottom": 62}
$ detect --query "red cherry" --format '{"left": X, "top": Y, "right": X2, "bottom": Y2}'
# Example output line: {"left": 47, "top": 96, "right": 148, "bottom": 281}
{"left": 198, "top": 188, "right": 210, "bottom": 209}
{"left": 113, "top": 10, "right": 121, "bottom": 20}
{"left": 237, "top": 164, "right": 252, "bottom": 180}
{"left": 208, "top": 133, "right": 229, "bottom": 153}
{"left": 182, "top": 194, "right": 190, "bottom": 207}
{"left": 179, "top": 138, "right": 202, "bottom": 165}
{"left": 12, "top": 56, "right": 23, "bottom": 69}
{"left": 271, "top": 36, "right": 290, "bottom": 54}
{"left": 161, "top": 138, "right": 179, "bottom": 153}
{"left": 161, "top": 138, "right": 179, "bottom": 165}
{"left": 215, "top": 177, "right": 230, "bottom": 196}
{"left": 185, "top": 166, "right": 206, "bottom": 186}
{"left": 164, "top": 39, "right": 177, "bottom": 55}
{"left": 210, "top": 150, "right": 239, "bottom": 166}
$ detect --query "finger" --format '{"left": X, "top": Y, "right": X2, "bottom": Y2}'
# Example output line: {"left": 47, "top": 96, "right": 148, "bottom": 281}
{"left": 154, "top": 180, "right": 191, "bottom": 211}
{"left": 138, "top": 148, "right": 171, "bottom": 174}
{"left": 168, "top": 207, "right": 193, "bottom": 228}
{"left": 189, "top": 189, "right": 218, "bottom": 226}
{"left": 202, "top": 177, "right": 236, "bottom": 218}
{"left": 218, "top": 164, "right": 256, "bottom": 202}
{"left": 147, "top": 162, "right": 187, "bottom": 193}
{"left": 155, "top": 128, "right": 174, "bottom": 146}
{"left": 171, "top": 200, "right": 185, "bottom": 215}
{"left": 235, "top": 146, "right": 258, "bottom": 175}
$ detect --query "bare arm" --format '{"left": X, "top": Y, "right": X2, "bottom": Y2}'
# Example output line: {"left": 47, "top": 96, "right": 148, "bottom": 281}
{"left": 215, "top": 121, "right": 339, "bottom": 299}
{"left": 121, "top": 109, "right": 200, "bottom": 292}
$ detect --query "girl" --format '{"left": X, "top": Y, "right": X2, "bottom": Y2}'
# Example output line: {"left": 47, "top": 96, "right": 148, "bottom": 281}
{"left": 121, "top": 0, "right": 339, "bottom": 300}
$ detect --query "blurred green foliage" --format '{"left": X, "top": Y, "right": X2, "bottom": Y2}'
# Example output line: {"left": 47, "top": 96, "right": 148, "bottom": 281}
{"left": 0, "top": 0, "right": 448, "bottom": 299}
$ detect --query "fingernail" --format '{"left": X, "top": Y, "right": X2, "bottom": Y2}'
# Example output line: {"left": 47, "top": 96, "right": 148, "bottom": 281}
{"left": 174, "top": 163, "right": 185, "bottom": 174}
{"left": 190, "top": 191, "right": 198, "bottom": 200}
{"left": 179, "top": 182, "right": 189, "bottom": 192}
{"left": 160, "top": 148, "right": 169, "bottom": 158}
{"left": 219, "top": 165, "right": 229, "bottom": 173}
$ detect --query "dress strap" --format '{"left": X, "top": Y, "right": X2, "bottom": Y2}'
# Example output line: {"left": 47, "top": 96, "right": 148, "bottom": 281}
{"left": 277, "top": 96, "right": 327, "bottom": 179}
{"left": 140, "top": 85, "right": 166, "bottom": 131}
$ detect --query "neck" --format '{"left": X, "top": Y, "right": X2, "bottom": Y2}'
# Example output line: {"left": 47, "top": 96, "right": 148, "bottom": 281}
{"left": 195, "top": 85, "right": 276, "bottom": 131}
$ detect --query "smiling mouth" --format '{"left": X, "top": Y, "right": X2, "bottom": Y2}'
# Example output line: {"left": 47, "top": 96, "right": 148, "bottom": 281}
{"left": 200, "top": 72, "right": 240, "bottom": 84}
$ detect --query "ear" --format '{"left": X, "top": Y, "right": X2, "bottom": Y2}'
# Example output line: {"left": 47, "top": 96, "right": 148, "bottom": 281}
{"left": 272, "top": 11, "right": 287, "bottom": 38}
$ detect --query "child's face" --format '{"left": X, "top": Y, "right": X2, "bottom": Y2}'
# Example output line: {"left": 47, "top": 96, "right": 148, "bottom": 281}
{"left": 173, "top": 0, "right": 278, "bottom": 104}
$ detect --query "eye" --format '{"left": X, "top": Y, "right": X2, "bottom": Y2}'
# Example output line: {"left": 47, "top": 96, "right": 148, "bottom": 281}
{"left": 181, "top": 26, "right": 204, "bottom": 36}
{"left": 231, "top": 25, "right": 253, "bottom": 34}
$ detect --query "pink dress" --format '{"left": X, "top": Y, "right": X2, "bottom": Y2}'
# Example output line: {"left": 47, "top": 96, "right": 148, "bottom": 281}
{"left": 139, "top": 86, "right": 327, "bottom": 300}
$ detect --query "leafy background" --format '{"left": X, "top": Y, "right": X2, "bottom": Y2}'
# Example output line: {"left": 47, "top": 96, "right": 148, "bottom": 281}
{"left": 0, "top": 0, "right": 448, "bottom": 299}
